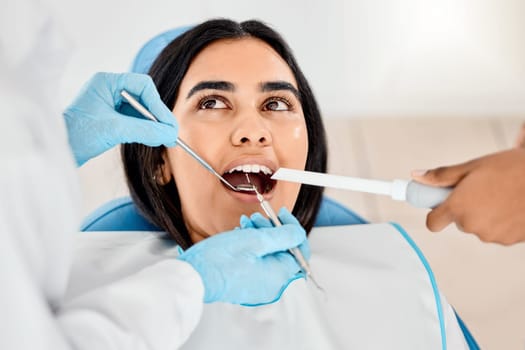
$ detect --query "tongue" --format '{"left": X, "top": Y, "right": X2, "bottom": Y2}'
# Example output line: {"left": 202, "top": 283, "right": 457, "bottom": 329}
{"left": 222, "top": 172, "right": 267, "bottom": 193}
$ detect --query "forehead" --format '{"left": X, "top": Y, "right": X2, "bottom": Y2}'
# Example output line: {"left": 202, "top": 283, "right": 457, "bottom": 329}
{"left": 180, "top": 37, "right": 298, "bottom": 89}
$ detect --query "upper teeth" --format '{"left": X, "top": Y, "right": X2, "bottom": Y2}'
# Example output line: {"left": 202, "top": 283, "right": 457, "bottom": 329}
{"left": 227, "top": 164, "right": 273, "bottom": 175}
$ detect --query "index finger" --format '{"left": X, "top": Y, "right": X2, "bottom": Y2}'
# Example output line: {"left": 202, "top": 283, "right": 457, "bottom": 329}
{"left": 118, "top": 73, "right": 177, "bottom": 126}
{"left": 411, "top": 160, "right": 476, "bottom": 188}
{"left": 250, "top": 227, "right": 307, "bottom": 257}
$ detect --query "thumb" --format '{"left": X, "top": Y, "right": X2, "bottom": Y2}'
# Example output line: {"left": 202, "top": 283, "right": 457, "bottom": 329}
{"left": 426, "top": 203, "right": 454, "bottom": 232}
{"left": 411, "top": 160, "right": 476, "bottom": 187}
{"left": 277, "top": 207, "right": 300, "bottom": 225}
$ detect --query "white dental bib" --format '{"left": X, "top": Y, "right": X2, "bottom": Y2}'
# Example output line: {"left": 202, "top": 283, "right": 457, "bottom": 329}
{"left": 68, "top": 224, "right": 467, "bottom": 349}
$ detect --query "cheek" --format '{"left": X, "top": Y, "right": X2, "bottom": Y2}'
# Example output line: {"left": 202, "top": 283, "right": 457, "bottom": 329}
{"left": 274, "top": 121, "right": 309, "bottom": 209}
{"left": 166, "top": 147, "right": 212, "bottom": 214}
{"left": 165, "top": 144, "right": 233, "bottom": 238}
{"left": 279, "top": 122, "right": 309, "bottom": 168}
{"left": 293, "top": 124, "right": 305, "bottom": 140}
{"left": 279, "top": 182, "right": 303, "bottom": 212}
{"left": 296, "top": 124, "right": 309, "bottom": 162}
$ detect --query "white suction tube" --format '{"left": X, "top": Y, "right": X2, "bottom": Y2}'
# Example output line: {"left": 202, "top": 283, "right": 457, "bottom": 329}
{"left": 271, "top": 168, "right": 451, "bottom": 209}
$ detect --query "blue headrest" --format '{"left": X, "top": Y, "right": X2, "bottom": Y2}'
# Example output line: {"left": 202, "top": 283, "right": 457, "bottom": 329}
{"left": 130, "top": 26, "right": 192, "bottom": 74}
{"left": 81, "top": 196, "right": 366, "bottom": 231}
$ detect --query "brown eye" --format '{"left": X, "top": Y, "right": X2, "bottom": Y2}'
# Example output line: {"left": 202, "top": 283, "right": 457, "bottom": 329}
{"left": 199, "top": 97, "right": 228, "bottom": 109}
{"left": 264, "top": 98, "right": 290, "bottom": 111}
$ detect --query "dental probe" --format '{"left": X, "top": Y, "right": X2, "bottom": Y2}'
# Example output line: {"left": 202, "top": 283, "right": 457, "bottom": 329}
{"left": 120, "top": 90, "right": 251, "bottom": 193}
{"left": 272, "top": 168, "right": 452, "bottom": 209}
{"left": 245, "top": 175, "right": 324, "bottom": 291}
{"left": 122, "top": 90, "right": 324, "bottom": 289}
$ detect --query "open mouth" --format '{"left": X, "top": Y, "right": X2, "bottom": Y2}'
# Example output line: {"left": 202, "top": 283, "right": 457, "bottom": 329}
{"left": 222, "top": 164, "right": 276, "bottom": 194}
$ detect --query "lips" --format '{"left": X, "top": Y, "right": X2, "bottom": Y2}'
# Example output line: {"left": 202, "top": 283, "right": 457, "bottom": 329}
{"left": 222, "top": 163, "right": 277, "bottom": 194}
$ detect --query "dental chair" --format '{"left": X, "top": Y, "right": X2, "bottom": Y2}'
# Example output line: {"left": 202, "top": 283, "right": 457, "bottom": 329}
{"left": 81, "top": 195, "right": 366, "bottom": 231}
{"left": 79, "top": 26, "right": 479, "bottom": 349}
{"left": 80, "top": 194, "right": 478, "bottom": 349}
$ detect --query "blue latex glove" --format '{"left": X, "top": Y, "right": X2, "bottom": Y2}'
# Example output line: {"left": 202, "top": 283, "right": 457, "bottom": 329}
{"left": 64, "top": 72, "right": 178, "bottom": 166}
{"left": 178, "top": 208, "right": 310, "bottom": 306}
{"left": 239, "top": 207, "right": 311, "bottom": 261}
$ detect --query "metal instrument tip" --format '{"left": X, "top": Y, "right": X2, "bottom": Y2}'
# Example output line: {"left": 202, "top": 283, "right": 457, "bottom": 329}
{"left": 308, "top": 273, "right": 326, "bottom": 293}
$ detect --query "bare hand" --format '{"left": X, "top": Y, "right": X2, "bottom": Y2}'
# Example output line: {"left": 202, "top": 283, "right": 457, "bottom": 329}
{"left": 412, "top": 148, "right": 525, "bottom": 245}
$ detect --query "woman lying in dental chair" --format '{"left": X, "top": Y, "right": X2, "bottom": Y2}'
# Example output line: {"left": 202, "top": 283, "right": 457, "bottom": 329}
{"left": 72, "top": 19, "right": 477, "bottom": 349}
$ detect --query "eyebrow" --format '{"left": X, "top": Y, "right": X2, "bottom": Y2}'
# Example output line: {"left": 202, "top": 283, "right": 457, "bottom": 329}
{"left": 186, "top": 81, "right": 235, "bottom": 99}
{"left": 260, "top": 81, "right": 300, "bottom": 100}
{"left": 185, "top": 80, "right": 301, "bottom": 100}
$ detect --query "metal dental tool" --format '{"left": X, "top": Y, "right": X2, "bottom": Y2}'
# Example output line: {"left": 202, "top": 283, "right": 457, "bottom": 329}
{"left": 271, "top": 168, "right": 452, "bottom": 209}
{"left": 122, "top": 90, "right": 323, "bottom": 290}
{"left": 120, "top": 90, "right": 253, "bottom": 193}
{"left": 245, "top": 174, "right": 324, "bottom": 292}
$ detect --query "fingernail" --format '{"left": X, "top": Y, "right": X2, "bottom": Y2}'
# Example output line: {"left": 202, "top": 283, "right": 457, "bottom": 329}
{"left": 411, "top": 169, "right": 427, "bottom": 177}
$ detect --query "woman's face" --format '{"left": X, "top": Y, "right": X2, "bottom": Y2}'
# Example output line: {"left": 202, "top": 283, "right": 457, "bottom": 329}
{"left": 161, "top": 37, "right": 308, "bottom": 243}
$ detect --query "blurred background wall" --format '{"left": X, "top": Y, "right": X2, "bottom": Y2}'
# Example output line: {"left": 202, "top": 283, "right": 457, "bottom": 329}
{"left": 50, "top": 0, "right": 525, "bottom": 118}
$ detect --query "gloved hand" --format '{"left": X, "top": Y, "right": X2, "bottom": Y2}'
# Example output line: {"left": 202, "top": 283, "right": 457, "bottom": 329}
{"left": 178, "top": 208, "right": 310, "bottom": 306}
{"left": 64, "top": 72, "right": 178, "bottom": 166}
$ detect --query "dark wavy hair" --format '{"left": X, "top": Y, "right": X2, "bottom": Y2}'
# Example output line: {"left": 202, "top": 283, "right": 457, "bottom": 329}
{"left": 121, "top": 19, "right": 327, "bottom": 249}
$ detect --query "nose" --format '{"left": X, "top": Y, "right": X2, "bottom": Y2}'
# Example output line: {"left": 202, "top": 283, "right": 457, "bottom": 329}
{"left": 231, "top": 114, "right": 272, "bottom": 147}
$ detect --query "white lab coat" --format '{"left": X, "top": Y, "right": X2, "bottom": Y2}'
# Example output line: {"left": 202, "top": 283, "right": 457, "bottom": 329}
{"left": 0, "top": 1, "right": 204, "bottom": 349}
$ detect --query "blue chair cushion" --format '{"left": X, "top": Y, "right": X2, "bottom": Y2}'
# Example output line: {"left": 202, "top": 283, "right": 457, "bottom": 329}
{"left": 130, "top": 26, "right": 192, "bottom": 74}
{"left": 314, "top": 196, "right": 367, "bottom": 226}
{"left": 81, "top": 195, "right": 367, "bottom": 231}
